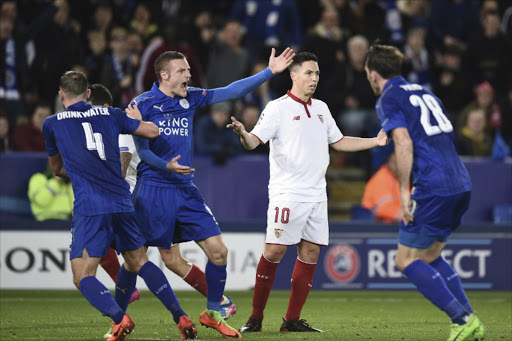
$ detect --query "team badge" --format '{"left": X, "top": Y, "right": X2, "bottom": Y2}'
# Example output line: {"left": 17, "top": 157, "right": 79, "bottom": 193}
{"left": 317, "top": 114, "right": 324, "bottom": 123}
{"left": 324, "top": 244, "right": 360, "bottom": 283}
{"left": 274, "top": 228, "right": 284, "bottom": 238}
{"left": 180, "top": 99, "right": 190, "bottom": 109}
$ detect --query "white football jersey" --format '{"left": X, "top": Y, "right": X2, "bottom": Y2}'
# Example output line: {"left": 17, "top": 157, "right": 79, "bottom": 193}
{"left": 251, "top": 92, "right": 343, "bottom": 202}
{"left": 119, "top": 134, "right": 140, "bottom": 193}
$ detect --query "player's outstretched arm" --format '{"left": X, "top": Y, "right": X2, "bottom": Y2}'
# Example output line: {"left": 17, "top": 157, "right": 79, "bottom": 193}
{"left": 391, "top": 127, "right": 414, "bottom": 224}
{"left": 209, "top": 47, "right": 295, "bottom": 105}
{"left": 48, "top": 154, "right": 69, "bottom": 179}
{"left": 227, "top": 116, "right": 260, "bottom": 150}
{"left": 268, "top": 47, "right": 295, "bottom": 74}
{"left": 127, "top": 105, "right": 159, "bottom": 138}
{"left": 330, "top": 129, "right": 389, "bottom": 152}
{"left": 133, "top": 136, "right": 195, "bottom": 174}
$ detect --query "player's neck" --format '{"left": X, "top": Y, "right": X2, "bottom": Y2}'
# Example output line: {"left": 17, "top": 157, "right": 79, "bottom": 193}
{"left": 62, "top": 98, "right": 84, "bottom": 109}
{"left": 159, "top": 85, "right": 176, "bottom": 98}
{"left": 288, "top": 88, "right": 311, "bottom": 103}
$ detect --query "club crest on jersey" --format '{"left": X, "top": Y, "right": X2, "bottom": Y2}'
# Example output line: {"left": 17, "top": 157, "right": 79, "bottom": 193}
{"left": 179, "top": 99, "right": 190, "bottom": 109}
{"left": 274, "top": 228, "right": 284, "bottom": 238}
{"left": 317, "top": 114, "right": 324, "bottom": 123}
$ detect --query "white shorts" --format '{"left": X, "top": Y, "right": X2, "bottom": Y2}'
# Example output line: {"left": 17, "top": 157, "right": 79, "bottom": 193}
{"left": 265, "top": 200, "right": 329, "bottom": 246}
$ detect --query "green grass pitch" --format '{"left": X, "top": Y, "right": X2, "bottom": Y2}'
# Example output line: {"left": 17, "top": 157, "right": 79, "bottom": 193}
{"left": 1, "top": 290, "right": 510, "bottom": 340}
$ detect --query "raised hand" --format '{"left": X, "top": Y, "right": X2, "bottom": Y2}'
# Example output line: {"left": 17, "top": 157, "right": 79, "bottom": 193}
{"left": 126, "top": 104, "right": 142, "bottom": 120}
{"left": 268, "top": 47, "right": 295, "bottom": 74}
{"left": 226, "top": 116, "right": 247, "bottom": 136}
{"left": 166, "top": 155, "right": 195, "bottom": 175}
{"left": 375, "top": 129, "right": 390, "bottom": 146}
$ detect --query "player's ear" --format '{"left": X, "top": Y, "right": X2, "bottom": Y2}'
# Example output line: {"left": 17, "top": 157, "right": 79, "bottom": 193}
{"left": 86, "top": 88, "right": 91, "bottom": 99}
{"left": 58, "top": 90, "right": 64, "bottom": 102}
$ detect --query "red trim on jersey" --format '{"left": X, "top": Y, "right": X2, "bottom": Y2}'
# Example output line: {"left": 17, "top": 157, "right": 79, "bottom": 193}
{"left": 287, "top": 90, "right": 312, "bottom": 118}
{"left": 329, "top": 136, "right": 344, "bottom": 145}
{"left": 250, "top": 133, "right": 265, "bottom": 145}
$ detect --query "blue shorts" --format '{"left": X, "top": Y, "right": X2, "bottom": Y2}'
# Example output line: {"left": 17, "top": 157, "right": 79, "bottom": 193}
{"left": 399, "top": 191, "right": 471, "bottom": 249}
{"left": 69, "top": 211, "right": 146, "bottom": 260}
{"left": 132, "top": 182, "right": 221, "bottom": 248}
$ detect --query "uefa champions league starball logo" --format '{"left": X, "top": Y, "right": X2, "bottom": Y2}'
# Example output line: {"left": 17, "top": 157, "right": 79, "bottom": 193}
{"left": 324, "top": 244, "right": 360, "bottom": 283}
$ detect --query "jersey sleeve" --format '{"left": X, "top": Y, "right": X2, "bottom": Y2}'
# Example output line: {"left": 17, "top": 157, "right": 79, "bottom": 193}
{"left": 119, "top": 134, "right": 136, "bottom": 154}
{"left": 250, "top": 101, "right": 280, "bottom": 144}
{"left": 379, "top": 93, "right": 407, "bottom": 133}
{"left": 325, "top": 105, "right": 343, "bottom": 144}
{"left": 42, "top": 118, "right": 58, "bottom": 156}
{"left": 187, "top": 87, "right": 215, "bottom": 110}
{"left": 110, "top": 107, "right": 141, "bottom": 135}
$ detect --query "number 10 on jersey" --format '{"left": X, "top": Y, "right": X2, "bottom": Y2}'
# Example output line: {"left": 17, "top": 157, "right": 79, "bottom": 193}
{"left": 274, "top": 207, "right": 290, "bottom": 224}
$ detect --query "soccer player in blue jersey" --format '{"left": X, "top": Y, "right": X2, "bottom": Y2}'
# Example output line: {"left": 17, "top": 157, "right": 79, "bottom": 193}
{"left": 365, "top": 45, "right": 485, "bottom": 341}
{"left": 42, "top": 71, "right": 198, "bottom": 341}
{"left": 130, "top": 48, "right": 294, "bottom": 338}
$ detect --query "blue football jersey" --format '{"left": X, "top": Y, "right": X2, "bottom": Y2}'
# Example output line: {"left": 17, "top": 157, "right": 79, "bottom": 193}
{"left": 376, "top": 77, "right": 471, "bottom": 197}
{"left": 132, "top": 83, "right": 214, "bottom": 186}
{"left": 42, "top": 101, "right": 141, "bottom": 215}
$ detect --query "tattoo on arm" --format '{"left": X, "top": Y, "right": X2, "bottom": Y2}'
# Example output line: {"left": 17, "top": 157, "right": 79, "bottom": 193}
{"left": 120, "top": 152, "right": 133, "bottom": 179}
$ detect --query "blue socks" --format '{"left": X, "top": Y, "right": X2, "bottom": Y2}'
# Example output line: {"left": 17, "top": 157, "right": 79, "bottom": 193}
{"left": 430, "top": 256, "right": 473, "bottom": 314}
{"left": 138, "top": 261, "right": 185, "bottom": 323}
{"left": 205, "top": 261, "right": 227, "bottom": 311}
{"left": 79, "top": 276, "right": 124, "bottom": 324}
{"left": 403, "top": 260, "right": 468, "bottom": 324}
{"left": 115, "top": 264, "right": 137, "bottom": 313}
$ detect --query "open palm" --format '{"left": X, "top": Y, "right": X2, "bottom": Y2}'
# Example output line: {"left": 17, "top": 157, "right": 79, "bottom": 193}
{"left": 268, "top": 47, "right": 295, "bottom": 74}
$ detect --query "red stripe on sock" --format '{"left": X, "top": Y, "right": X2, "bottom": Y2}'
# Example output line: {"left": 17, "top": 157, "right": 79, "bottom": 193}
{"left": 183, "top": 264, "right": 208, "bottom": 297}
{"left": 285, "top": 258, "right": 316, "bottom": 321}
{"left": 252, "top": 255, "right": 279, "bottom": 319}
{"left": 100, "top": 247, "right": 121, "bottom": 283}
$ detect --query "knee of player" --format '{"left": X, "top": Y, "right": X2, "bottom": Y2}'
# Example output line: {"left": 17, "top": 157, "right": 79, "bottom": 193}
{"left": 209, "top": 245, "right": 228, "bottom": 264}
{"left": 394, "top": 253, "right": 408, "bottom": 271}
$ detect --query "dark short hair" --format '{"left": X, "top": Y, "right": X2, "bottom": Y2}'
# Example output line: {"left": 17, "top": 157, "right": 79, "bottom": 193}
{"left": 289, "top": 52, "right": 318, "bottom": 72}
{"left": 365, "top": 44, "right": 404, "bottom": 79}
{"left": 88, "top": 83, "right": 113, "bottom": 106}
{"left": 154, "top": 51, "right": 186, "bottom": 82}
{"left": 59, "top": 71, "right": 88, "bottom": 97}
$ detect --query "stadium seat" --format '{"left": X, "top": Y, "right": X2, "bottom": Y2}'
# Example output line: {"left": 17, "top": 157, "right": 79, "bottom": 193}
{"left": 351, "top": 204, "right": 375, "bottom": 221}
{"left": 493, "top": 203, "right": 512, "bottom": 224}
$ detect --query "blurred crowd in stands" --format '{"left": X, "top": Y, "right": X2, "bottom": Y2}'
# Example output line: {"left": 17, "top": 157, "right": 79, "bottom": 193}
{"left": 0, "top": 0, "right": 511, "bottom": 168}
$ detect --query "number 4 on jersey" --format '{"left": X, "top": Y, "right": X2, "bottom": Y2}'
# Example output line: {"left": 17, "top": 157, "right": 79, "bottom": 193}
{"left": 81, "top": 122, "right": 106, "bottom": 160}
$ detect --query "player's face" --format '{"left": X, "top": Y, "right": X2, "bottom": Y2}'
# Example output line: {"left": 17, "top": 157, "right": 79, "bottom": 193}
{"left": 291, "top": 61, "right": 320, "bottom": 97}
{"left": 162, "top": 58, "right": 191, "bottom": 98}
{"left": 365, "top": 65, "right": 381, "bottom": 96}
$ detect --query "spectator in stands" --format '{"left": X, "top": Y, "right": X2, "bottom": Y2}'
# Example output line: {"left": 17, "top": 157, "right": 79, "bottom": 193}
{"left": 361, "top": 151, "right": 402, "bottom": 223}
{"left": 433, "top": 46, "right": 472, "bottom": 121}
{"left": 332, "top": 0, "right": 359, "bottom": 35}
{"left": 0, "top": 111, "right": 12, "bottom": 152}
{"left": 456, "top": 107, "right": 493, "bottom": 157}
{"left": 31, "top": 0, "right": 83, "bottom": 104}
{"left": 460, "top": 81, "right": 502, "bottom": 135}
{"left": 323, "top": 35, "right": 378, "bottom": 137}
{"left": 465, "top": 9, "right": 512, "bottom": 99}
{"left": 231, "top": 0, "right": 302, "bottom": 60}
{"left": 195, "top": 102, "right": 242, "bottom": 164}
{"left": 182, "top": 11, "right": 216, "bottom": 69}
{"left": 135, "top": 22, "right": 203, "bottom": 94}
{"left": 397, "top": 0, "right": 430, "bottom": 34}
{"left": 403, "top": 27, "right": 432, "bottom": 89}
{"left": 0, "top": 11, "right": 29, "bottom": 131}
{"left": 27, "top": 165, "right": 73, "bottom": 221}
{"left": 100, "top": 27, "right": 137, "bottom": 107}
{"left": 84, "top": 30, "right": 107, "bottom": 84}
{"left": 206, "top": 20, "right": 249, "bottom": 89}
{"left": 88, "top": 1, "right": 114, "bottom": 37}
{"left": 429, "top": 0, "right": 480, "bottom": 53}
{"left": 240, "top": 103, "right": 268, "bottom": 154}
{"left": 129, "top": 2, "right": 158, "bottom": 43}
{"left": 303, "top": 7, "right": 348, "bottom": 89}
{"left": 13, "top": 101, "right": 51, "bottom": 151}
{"left": 352, "top": 0, "right": 389, "bottom": 43}
{"left": 240, "top": 61, "right": 275, "bottom": 111}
